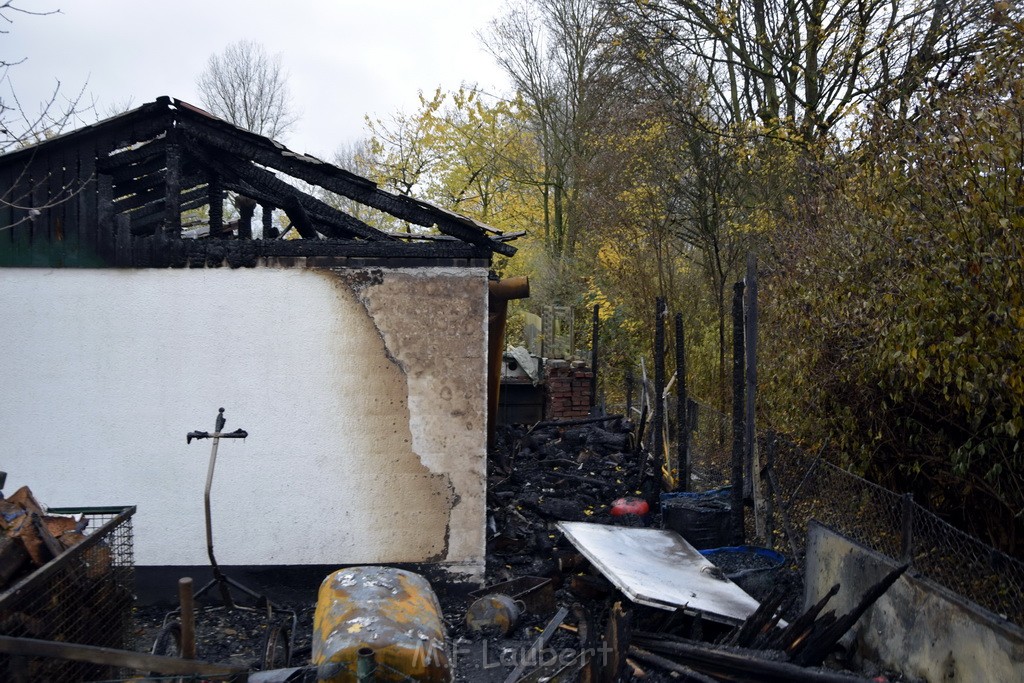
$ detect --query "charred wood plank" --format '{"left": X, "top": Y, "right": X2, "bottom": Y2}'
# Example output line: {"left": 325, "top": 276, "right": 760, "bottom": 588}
{"left": 104, "top": 154, "right": 166, "bottom": 185}
{"left": 631, "top": 636, "right": 872, "bottom": 683}
{"left": 127, "top": 188, "right": 208, "bottom": 234}
{"left": 180, "top": 236, "right": 490, "bottom": 262}
{"left": 768, "top": 583, "right": 840, "bottom": 651}
{"left": 533, "top": 414, "right": 625, "bottom": 429}
{"left": 628, "top": 646, "right": 718, "bottom": 683}
{"left": 792, "top": 564, "right": 910, "bottom": 667}
{"left": 723, "top": 585, "right": 789, "bottom": 648}
{"left": 0, "top": 635, "right": 246, "bottom": 677}
{"left": 97, "top": 138, "right": 166, "bottom": 172}
{"left": 114, "top": 173, "right": 205, "bottom": 213}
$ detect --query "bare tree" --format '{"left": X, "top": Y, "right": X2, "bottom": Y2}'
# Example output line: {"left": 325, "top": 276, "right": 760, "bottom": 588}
{"left": 1, "top": 2, "right": 92, "bottom": 152}
{"left": 196, "top": 40, "right": 298, "bottom": 140}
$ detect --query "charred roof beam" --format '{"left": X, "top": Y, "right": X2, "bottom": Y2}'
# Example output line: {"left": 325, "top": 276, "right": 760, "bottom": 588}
{"left": 174, "top": 114, "right": 516, "bottom": 256}
{"left": 182, "top": 137, "right": 388, "bottom": 242}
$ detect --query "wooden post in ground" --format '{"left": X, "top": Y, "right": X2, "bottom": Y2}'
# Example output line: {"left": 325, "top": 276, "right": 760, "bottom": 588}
{"left": 731, "top": 282, "right": 746, "bottom": 544}
{"left": 178, "top": 577, "right": 196, "bottom": 660}
{"left": 654, "top": 298, "right": 667, "bottom": 492}
{"left": 745, "top": 253, "right": 762, "bottom": 536}
{"left": 675, "top": 312, "right": 689, "bottom": 492}
{"left": 591, "top": 304, "right": 600, "bottom": 410}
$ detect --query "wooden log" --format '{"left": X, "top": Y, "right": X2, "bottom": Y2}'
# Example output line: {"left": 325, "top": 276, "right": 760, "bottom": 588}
{"left": 0, "top": 537, "right": 29, "bottom": 588}
{"left": 30, "top": 513, "right": 64, "bottom": 561}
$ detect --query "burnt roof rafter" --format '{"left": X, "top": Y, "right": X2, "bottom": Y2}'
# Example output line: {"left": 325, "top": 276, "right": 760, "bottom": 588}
{"left": 180, "top": 137, "right": 389, "bottom": 242}
{"left": 169, "top": 104, "right": 517, "bottom": 256}
{"left": 0, "top": 96, "right": 519, "bottom": 260}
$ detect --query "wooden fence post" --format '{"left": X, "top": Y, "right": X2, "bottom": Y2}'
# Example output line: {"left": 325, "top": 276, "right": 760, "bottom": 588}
{"left": 675, "top": 312, "right": 689, "bottom": 492}
{"left": 731, "top": 282, "right": 746, "bottom": 544}
{"left": 654, "top": 297, "right": 666, "bottom": 491}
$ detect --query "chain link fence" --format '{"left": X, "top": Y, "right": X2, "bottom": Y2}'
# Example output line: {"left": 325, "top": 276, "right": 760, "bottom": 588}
{"left": 0, "top": 506, "right": 136, "bottom": 682}
{"left": 678, "top": 400, "right": 1024, "bottom": 628}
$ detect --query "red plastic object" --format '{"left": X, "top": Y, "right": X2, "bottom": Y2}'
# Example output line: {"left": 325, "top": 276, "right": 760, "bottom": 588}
{"left": 610, "top": 497, "right": 650, "bottom": 517}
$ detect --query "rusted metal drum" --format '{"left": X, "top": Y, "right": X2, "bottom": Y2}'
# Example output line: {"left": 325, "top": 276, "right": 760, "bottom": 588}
{"left": 313, "top": 566, "right": 450, "bottom": 682}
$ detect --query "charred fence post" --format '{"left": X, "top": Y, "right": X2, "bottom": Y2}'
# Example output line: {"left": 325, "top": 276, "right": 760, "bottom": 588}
{"left": 653, "top": 298, "right": 667, "bottom": 492}
{"left": 745, "top": 254, "right": 760, "bottom": 526}
{"left": 591, "top": 304, "right": 600, "bottom": 410}
{"left": 901, "top": 493, "right": 914, "bottom": 563}
{"left": 765, "top": 433, "right": 777, "bottom": 550}
{"left": 731, "top": 282, "right": 746, "bottom": 544}
{"left": 675, "top": 312, "right": 689, "bottom": 492}
{"left": 625, "top": 367, "right": 634, "bottom": 419}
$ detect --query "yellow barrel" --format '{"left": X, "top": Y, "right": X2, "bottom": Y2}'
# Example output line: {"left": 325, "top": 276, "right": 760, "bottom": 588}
{"left": 313, "top": 566, "right": 450, "bottom": 682}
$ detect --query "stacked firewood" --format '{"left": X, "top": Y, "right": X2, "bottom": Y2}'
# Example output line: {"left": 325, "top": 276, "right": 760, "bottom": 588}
{"left": 0, "top": 486, "right": 88, "bottom": 590}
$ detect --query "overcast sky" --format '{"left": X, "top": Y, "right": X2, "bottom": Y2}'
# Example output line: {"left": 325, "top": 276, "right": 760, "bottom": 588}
{"left": 3, "top": 0, "right": 512, "bottom": 159}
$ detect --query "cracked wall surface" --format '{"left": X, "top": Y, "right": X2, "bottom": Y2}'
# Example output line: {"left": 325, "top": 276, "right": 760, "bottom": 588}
{"left": 0, "top": 266, "right": 487, "bottom": 575}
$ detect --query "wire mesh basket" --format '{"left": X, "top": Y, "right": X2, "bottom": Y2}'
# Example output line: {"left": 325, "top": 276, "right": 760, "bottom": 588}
{"left": 0, "top": 505, "right": 136, "bottom": 682}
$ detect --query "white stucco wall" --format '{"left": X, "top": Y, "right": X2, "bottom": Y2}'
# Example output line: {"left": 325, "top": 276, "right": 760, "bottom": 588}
{"left": 0, "top": 266, "right": 487, "bottom": 576}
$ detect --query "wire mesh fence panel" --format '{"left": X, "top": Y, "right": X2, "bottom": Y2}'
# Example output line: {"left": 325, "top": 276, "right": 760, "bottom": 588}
{"left": 909, "top": 505, "right": 1024, "bottom": 627}
{"left": 687, "top": 401, "right": 734, "bottom": 492}
{"left": 0, "top": 506, "right": 136, "bottom": 683}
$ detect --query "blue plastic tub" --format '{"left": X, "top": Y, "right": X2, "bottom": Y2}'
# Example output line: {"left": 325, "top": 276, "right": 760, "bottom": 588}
{"left": 699, "top": 545, "right": 786, "bottom": 598}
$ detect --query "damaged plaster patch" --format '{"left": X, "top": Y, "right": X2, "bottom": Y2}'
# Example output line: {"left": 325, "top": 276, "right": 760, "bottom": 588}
{"left": 329, "top": 267, "right": 488, "bottom": 572}
{"left": 313, "top": 269, "right": 453, "bottom": 562}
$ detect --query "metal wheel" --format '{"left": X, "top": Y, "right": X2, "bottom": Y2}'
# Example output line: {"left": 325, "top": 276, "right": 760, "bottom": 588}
{"left": 260, "top": 616, "right": 293, "bottom": 670}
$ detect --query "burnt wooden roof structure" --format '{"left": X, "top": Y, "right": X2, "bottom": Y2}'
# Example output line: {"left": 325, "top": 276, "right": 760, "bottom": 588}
{"left": 0, "top": 96, "right": 518, "bottom": 268}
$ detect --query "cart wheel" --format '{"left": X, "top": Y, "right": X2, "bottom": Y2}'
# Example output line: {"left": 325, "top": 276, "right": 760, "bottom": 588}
{"left": 261, "top": 617, "right": 293, "bottom": 670}
{"left": 151, "top": 620, "right": 183, "bottom": 657}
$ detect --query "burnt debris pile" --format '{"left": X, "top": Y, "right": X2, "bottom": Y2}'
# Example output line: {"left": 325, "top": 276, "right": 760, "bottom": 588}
{"left": 488, "top": 416, "right": 658, "bottom": 578}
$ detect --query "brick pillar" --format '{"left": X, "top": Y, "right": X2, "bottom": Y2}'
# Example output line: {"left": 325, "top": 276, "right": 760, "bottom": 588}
{"left": 545, "top": 360, "right": 594, "bottom": 419}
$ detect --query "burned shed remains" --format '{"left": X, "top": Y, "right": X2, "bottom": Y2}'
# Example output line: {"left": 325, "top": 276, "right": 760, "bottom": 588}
{"left": 0, "top": 97, "right": 517, "bottom": 581}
